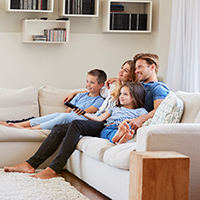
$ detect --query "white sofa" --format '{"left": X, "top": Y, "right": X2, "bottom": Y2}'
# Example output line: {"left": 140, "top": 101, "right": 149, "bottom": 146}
{"left": 0, "top": 85, "right": 200, "bottom": 200}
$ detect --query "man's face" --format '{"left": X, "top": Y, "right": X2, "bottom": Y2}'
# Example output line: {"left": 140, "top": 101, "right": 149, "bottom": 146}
{"left": 135, "top": 59, "right": 153, "bottom": 83}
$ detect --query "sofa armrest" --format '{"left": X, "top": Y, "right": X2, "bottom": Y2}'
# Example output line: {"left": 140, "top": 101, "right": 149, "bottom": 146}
{"left": 136, "top": 123, "right": 200, "bottom": 200}
{"left": 136, "top": 123, "right": 200, "bottom": 152}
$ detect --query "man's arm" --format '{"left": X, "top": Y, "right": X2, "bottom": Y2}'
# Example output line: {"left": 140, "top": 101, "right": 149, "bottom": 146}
{"left": 126, "top": 99, "right": 164, "bottom": 131}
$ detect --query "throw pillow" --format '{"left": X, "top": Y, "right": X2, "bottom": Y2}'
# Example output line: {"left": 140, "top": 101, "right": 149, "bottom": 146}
{"left": 143, "top": 91, "right": 184, "bottom": 126}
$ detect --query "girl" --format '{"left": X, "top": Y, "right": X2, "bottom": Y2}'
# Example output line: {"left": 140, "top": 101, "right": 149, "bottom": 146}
{"left": 75, "top": 82, "right": 148, "bottom": 144}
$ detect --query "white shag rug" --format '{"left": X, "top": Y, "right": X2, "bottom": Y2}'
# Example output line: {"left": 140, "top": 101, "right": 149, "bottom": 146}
{"left": 0, "top": 169, "right": 89, "bottom": 200}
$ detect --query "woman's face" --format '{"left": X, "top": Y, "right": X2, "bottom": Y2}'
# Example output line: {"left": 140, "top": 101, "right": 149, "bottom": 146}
{"left": 117, "top": 63, "right": 132, "bottom": 83}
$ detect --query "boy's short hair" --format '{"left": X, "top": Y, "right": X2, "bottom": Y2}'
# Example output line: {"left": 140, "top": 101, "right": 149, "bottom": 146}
{"left": 88, "top": 69, "right": 107, "bottom": 84}
{"left": 133, "top": 53, "right": 159, "bottom": 74}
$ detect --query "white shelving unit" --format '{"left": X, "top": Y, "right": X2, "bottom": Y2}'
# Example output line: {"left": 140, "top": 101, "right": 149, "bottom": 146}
{"left": 5, "top": 0, "right": 54, "bottom": 12}
{"left": 102, "top": 0, "right": 152, "bottom": 33}
{"left": 22, "top": 19, "right": 70, "bottom": 43}
{"left": 58, "top": 0, "right": 99, "bottom": 17}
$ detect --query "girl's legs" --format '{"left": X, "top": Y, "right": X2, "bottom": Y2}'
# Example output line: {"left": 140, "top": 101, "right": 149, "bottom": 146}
{"left": 100, "top": 124, "right": 118, "bottom": 143}
{"left": 112, "top": 121, "right": 135, "bottom": 144}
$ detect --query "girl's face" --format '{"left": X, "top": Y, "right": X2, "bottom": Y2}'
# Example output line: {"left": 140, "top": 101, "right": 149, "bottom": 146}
{"left": 119, "top": 86, "right": 134, "bottom": 109}
{"left": 117, "top": 63, "right": 132, "bottom": 83}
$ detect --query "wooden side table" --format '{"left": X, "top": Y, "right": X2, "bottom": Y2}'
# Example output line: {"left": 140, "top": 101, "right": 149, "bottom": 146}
{"left": 129, "top": 151, "right": 190, "bottom": 200}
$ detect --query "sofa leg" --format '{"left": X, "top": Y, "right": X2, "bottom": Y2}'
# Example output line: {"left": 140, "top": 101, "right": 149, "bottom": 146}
{"left": 129, "top": 151, "right": 190, "bottom": 200}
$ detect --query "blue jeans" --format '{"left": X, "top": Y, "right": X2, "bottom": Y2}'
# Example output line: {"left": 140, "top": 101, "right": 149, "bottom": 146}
{"left": 30, "top": 112, "right": 85, "bottom": 129}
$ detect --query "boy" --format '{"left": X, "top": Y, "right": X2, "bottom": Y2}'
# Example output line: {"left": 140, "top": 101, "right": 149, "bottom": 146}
{"left": 8, "top": 69, "right": 107, "bottom": 130}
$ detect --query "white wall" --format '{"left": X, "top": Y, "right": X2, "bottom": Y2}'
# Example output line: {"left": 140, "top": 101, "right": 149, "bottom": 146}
{"left": 0, "top": 0, "right": 172, "bottom": 90}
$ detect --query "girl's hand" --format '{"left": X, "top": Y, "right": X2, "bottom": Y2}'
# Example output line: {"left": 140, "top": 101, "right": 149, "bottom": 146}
{"left": 73, "top": 108, "right": 85, "bottom": 116}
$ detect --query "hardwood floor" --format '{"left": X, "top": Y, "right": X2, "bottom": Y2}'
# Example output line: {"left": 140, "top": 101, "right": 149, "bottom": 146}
{"left": 60, "top": 170, "right": 111, "bottom": 200}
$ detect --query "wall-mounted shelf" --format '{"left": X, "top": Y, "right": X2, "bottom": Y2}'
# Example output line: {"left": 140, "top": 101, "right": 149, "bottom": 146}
{"left": 58, "top": 0, "right": 99, "bottom": 17}
{"left": 102, "top": 0, "right": 152, "bottom": 33}
{"left": 5, "top": 0, "right": 54, "bottom": 12}
{"left": 22, "top": 19, "right": 70, "bottom": 43}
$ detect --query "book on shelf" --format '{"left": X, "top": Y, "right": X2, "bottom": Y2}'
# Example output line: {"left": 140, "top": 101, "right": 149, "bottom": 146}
{"left": 44, "top": 28, "right": 67, "bottom": 42}
{"left": 11, "top": 0, "right": 51, "bottom": 10}
{"left": 32, "top": 35, "right": 47, "bottom": 41}
{"left": 65, "top": 0, "right": 95, "bottom": 15}
{"left": 110, "top": 4, "right": 124, "bottom": 12}
{"left": 110, "top": 13, "right": 147, "bottom": 31}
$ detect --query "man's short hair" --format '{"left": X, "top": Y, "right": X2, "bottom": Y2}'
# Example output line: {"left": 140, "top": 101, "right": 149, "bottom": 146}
{"left": 133, "top": 53, "right": 159, "bottom": 74}
{"left": 88, "top": 69, "right": 107, "bottom": 84}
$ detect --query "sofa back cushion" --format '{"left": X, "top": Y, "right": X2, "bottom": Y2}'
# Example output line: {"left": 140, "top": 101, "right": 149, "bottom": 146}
{"left": 175, "top": 91, "right": 200, "bottom": 123}
{"left": 143, "top": 91, "right": 184, "bottom": 126}
{"left": 38, "top": 85, "right": 85, "bottom": 116}
{"left": 0, "top": 86, "right": 39, "bottom": 121}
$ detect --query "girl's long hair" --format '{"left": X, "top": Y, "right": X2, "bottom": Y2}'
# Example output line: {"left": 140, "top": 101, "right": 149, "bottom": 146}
{"left": 115, "top": 82, "right": 146, "bottom": 109}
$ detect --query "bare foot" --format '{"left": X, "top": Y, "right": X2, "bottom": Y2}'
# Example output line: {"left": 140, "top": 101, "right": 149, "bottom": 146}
{"left": 0, "top": 120, "right": 8, "bottom": 126}
{"left": 31, "top": 167, "right": 59, "bottom": 179}
{"left": 8, "top": 123, "right": 25, "bottom": 129}
{"left": 112, "top": 121, "right": 130, "bottom": 143}
{"left": 118, "top": 130, "right": 135, "bottom": 144}
{"left": 4, "top": 162, "right": 35, "bottom": 173}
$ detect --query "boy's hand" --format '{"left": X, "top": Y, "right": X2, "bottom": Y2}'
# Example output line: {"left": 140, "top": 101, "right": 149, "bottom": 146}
{"left": 105, "top": 78, "right": 117, "bottom": 89}
{"left": 73, "top": 108, "right": 85, "bottom": 115}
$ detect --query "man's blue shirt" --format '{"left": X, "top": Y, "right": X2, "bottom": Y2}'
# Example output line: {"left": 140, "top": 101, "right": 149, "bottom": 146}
{"left": 142, "top": 81, "right": 169, "bottom": 112}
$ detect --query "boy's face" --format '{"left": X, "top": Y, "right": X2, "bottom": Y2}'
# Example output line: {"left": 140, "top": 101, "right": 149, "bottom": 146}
{"left": 86, "top": 75, "right": 103, "bottom": 94}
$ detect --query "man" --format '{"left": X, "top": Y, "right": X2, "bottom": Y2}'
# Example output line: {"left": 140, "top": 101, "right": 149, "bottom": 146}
{"left": 126, "top": 53, "right": 169, "bottom": 131}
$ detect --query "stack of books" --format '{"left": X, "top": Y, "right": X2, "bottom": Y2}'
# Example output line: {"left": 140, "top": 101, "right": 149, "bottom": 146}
{"left": 44, "top": 28, "right": 67, "bottom": 42}
{"left": 65, "top": 0, "right": 95, "bottom": 15}
{"left": 32, "top": 35, "right": 47, "bottom": 41}
{"left": 10, "top": 0, "right": 51, "bottom": 10}
{"left": 110, "top": 4, "right": 124, "bottom": 12}
{"left": 110, "top": 13, "right": 147, "bottom": 31}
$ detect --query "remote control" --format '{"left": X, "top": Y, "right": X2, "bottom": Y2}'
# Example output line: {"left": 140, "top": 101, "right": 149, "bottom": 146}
{"left": 64, "top": 101, "right": 86, "bottom": 115}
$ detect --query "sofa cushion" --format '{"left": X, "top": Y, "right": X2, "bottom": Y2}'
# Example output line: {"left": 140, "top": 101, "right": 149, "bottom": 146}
{"left": 0, "top": 125, "right": 49, "bottom": 142}
{"left": 77, "top": 136, "right": 114, "bottom": 161}
{"left": 38, "top": 85, "right": 85, "bottom": 116}
{"left": 103, "top": 142, "right": 137, "bottom": 170}
{"left": 0, "top": 86, "right": 39, "bottom": 121}
{"left": 175, "top": 91, "right": 200, "bottom": 123}
{"left": 143, "top": 91, "right": 183, "bottom": 126}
